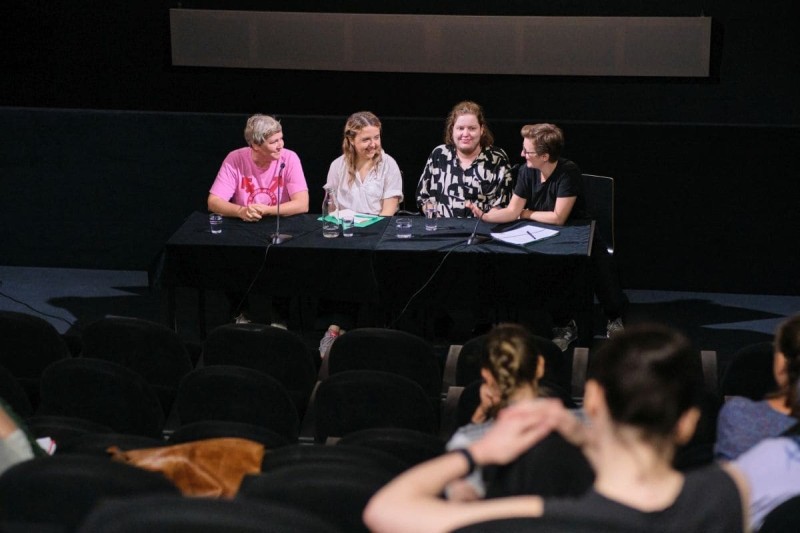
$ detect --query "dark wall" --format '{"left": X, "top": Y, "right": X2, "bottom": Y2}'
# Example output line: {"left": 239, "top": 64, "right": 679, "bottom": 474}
{"left": 2, "top": 1, "right": 798, "bottom": 295}
{"left": 4, "top": 1, "right": 798, "bottom": 124}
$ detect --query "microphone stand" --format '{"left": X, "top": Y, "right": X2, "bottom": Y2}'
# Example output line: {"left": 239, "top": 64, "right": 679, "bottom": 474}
{"left": 466, "top": 209, "right": 490, "bottom": 245}
{"left": 270, "top": 162, "right": 292, "bottom": 244}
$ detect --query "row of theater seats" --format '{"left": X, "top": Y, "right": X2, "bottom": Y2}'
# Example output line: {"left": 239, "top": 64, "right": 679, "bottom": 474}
{"left": 0, "top": 430, "right": 447, "bottom": 532}
{"left": 0, "top": 311, "right": 570, "bottom": 444}
{"left": 5, "top": 444, "right": 798, "bottom": 532}
{"left": 0, "top": 310, "right": 797, "bottom": 532}
{"left": 0, "top": 310, "right": 784, "bottom": 445}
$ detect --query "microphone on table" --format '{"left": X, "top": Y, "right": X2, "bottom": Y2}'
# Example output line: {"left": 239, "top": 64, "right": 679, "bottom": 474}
{"left": 463, "top": 163, "right": 518, "bottom": 245}
{"left": 270, "top": 162, "right": 292, "bottom": 244}
{"left": 465, "top": 193, "right": 490, "bottom": 245}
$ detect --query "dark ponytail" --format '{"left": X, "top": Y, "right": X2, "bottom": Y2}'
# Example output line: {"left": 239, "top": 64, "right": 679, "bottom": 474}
{"left": 590, "top": 324, "right": 703, "bottom": 443}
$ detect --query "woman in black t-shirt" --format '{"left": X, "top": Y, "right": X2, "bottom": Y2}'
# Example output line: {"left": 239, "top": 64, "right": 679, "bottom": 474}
{"left": 468, "top": 123, "right": 627, "bottom": 349}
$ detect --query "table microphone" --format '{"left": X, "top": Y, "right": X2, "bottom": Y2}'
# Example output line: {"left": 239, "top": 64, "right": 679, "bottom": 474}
{"left": 271, "top": 162, "right": 292, "bottom": 244}
{"left": 465, "top": 195, "right": 490, "bottom": 245}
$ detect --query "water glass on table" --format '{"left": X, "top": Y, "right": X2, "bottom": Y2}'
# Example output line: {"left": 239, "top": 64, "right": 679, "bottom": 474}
{"left": 424, "top": 200, "right": 438, "bottom": 231}
{"left": 209, "top": 213, "right": 223, "bottom": 234}
{"left": 341, "top": 213, "right": 354, "bottom": 237}
{"left": 395, "top": 217, "right": 412, "bottom": 239}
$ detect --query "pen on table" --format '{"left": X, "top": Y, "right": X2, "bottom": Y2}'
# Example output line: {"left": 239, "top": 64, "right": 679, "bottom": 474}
{"left": 527, "top": 230, "right": 537, "bottom": 240}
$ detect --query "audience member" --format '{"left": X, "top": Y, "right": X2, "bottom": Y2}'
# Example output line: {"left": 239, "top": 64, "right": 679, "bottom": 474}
{"left": 318, "top": 111, "right": 403, "bottom": 357}
{"left": 445, "top": 324, "right": 542, "bottom": 500}
{"left": 732, "top": 434, "right": 800, "bottom": 530}
{"left": 468, "top": 123, "right": 627, "bottom": 349}
{"left": 364, "top": 324, "right": 747, "bottom": 533}
{"left": 207, "top": 114, "right": 309, "bottom": 325}
{"left": 416, "top": 101, "right": 512, "bottom": 218}
{"left": 0, "top": 399, "right": 37, "bottom": 475}
{"left": 715, "top": 313, "right": 800, "bottom": 460}
{"left": 445, "top": 323, "right": 592, "bottom": 501}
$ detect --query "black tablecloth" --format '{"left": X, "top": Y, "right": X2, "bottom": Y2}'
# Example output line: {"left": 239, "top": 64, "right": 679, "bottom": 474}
{"left": 158, "top": 212, "right": 593, "bottom": 321}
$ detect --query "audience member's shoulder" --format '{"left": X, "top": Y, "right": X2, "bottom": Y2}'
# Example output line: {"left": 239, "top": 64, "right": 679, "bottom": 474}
{"left": 683, "top": 461, "right": 730, "bottom": 484}
{"left": 738, "top": 436, "right": 800, "bottom": 463}
{"left": 719, "top": 396, "right": 760, "bottom": 416}
{"left": 679, "top": 463, "right": 742, "bottom": 518}
{"left": 446, "top": 421, "right": 493, "bottom": 451}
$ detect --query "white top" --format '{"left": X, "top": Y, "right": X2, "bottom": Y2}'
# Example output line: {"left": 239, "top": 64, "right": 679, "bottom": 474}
{"left": 734, "top": 436, "right": 800, "bottom": 530}
{"left": 0, "top": 429, "right": 34, "bottom": 476}
{"left": 325, "top": 151, "right": 403, "bottom": 215}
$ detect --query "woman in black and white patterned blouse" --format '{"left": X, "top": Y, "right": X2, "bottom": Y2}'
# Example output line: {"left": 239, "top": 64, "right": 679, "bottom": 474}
{"left": 416, "top": 101, "right": 513, "bottom": 218}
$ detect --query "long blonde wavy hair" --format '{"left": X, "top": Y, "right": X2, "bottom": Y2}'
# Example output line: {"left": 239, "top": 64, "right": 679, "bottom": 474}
{"left": 342, "top": 111, "right": 383, "bottom": 185}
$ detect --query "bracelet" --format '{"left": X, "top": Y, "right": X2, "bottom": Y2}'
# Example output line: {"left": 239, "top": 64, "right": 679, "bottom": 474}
{"left": 452, "top": 448, "right": 476, "bottom": 475}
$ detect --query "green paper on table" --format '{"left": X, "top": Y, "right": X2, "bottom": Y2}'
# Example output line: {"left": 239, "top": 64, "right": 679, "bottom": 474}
{"left": 318, "top": 209, "right": 384, "bottom": 227}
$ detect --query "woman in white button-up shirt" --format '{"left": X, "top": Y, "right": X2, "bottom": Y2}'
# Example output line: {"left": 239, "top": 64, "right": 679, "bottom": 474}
{"left": 324, "top": 111, "right": 403, "bottom": 216}
{"left": 318, "top": 112, "right": 404, "bottom": 358}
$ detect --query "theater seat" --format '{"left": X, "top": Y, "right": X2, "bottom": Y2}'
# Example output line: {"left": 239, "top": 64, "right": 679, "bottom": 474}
{"left": 312, "top": 370, "right": 439, "bottom": 443}
{"left": 720, "top": 341, "right": 777, "bottom": 400}
{"left": 326, "top": 328, "right": 442, "bottom": 402}
{"left": 337, "top": 427, "right": 445, "bottom": 470}
{"left": 37, "top": 358, "right": 165, "bottom": 439}
{"left": 444, "top": 333, "right": 571, "bottom": 399}
{"left": 239, "top": 460, "right": 393, "bottom": 533}
{"left": 259, "top": 443, "right": 407, "bottom": 478}
{"left": 79, "top": 316, "right": 193, "bottom": 414}
{"left": 758, "top": 495, "right": 800, "bottom": 533}
{"left": 0, "top": 455, "right": 178, "bottom": 531}
{"left": 175, "top": 365, "right": 300, "bottom": 442}
{"left": 202, "top": 323, "right": 317, "bottom": 418}
{"left": 78, "top": 494, "right": 341, "bottom": 533}
{"left": 0, "top": 311, "right": 71, "bottom": 410}
{"left": 169, "top": 420, "right": 292, "bottom": 450}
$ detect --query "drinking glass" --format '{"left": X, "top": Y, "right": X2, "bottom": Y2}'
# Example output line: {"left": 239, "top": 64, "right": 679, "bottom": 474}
{"left": 396, "top": 217, "right": 412, "bottom": 239}
{"left": 209, "top": 213, "right": 223, "bottom": 234}
{"left": 342, "top": 214, "right": 354, "bottom": 237}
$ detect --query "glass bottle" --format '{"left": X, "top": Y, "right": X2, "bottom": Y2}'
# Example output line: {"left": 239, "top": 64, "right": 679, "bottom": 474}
{"left": 321, "top": 185, "right": 340, "bottom": 238}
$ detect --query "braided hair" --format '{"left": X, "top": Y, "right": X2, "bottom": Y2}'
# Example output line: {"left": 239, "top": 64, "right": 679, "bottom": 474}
{"left": 481, "top": 324, "right": 542, "bottom": 419}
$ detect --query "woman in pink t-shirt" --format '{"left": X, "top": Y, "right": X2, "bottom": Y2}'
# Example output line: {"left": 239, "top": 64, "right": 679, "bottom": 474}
{"left": 208, "top": 114, "right": 309, "bottom": 221}
{"left": 207, "top": 114, "right": 309, "bottom": 326}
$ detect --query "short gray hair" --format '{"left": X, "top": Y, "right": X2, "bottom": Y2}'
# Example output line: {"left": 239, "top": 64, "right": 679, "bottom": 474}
{"left": 244, "top": 114, "right": 282, "bottom": 146}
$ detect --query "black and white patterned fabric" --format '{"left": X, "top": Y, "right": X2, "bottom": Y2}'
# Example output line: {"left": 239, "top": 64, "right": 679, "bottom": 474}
{"left": 416, "top": 144, "right": 513, "bottom": 218}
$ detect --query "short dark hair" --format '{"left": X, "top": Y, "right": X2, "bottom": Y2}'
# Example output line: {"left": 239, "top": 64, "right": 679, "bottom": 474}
{"left": 520, "top": 123, "right": 564, "bottom": 162}
{"left": 589, "top": 324, "right": 702, "bottom": 443}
